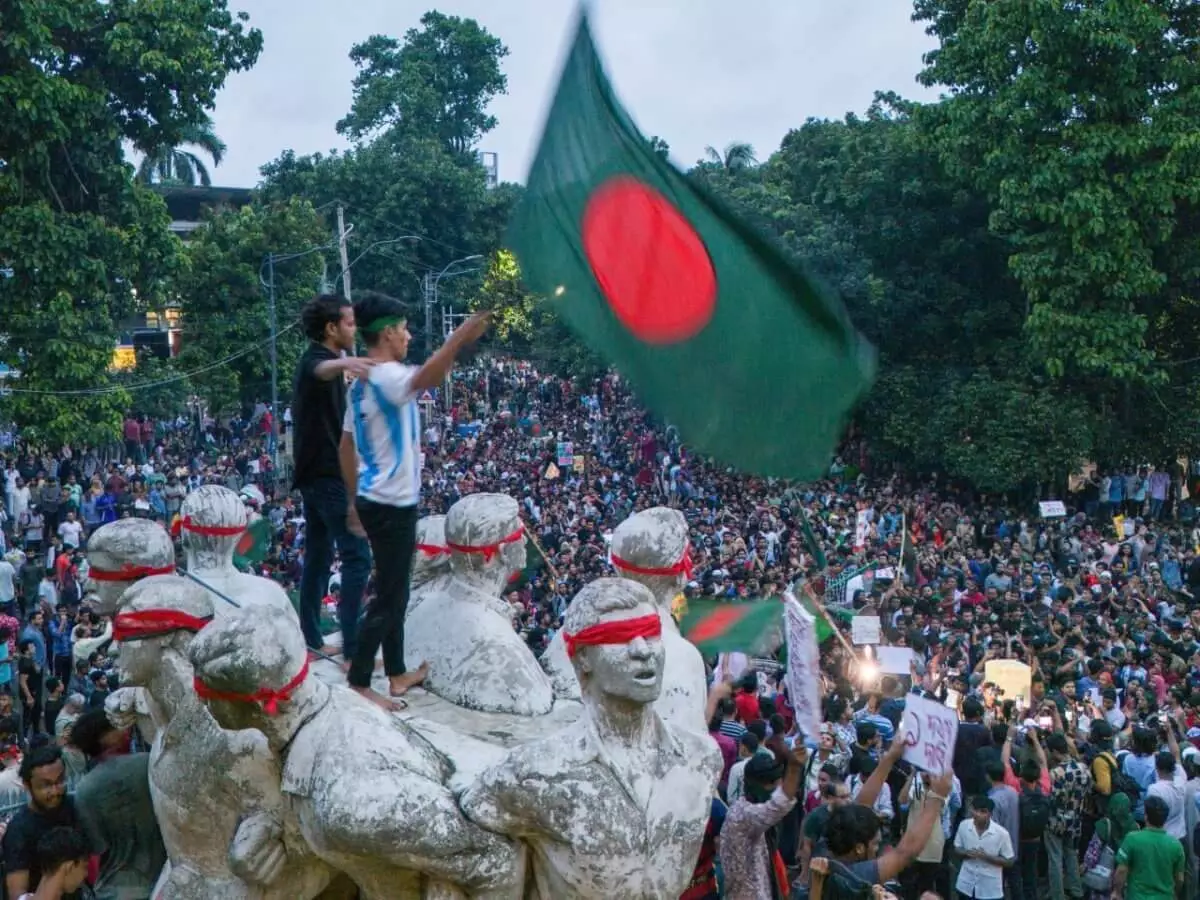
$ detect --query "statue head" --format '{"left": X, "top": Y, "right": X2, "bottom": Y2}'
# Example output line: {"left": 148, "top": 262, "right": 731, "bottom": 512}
{"left": 86, "top": 520, "right": 176, "bottom": 614}
{"left": 188, "top": 604, "right": 311, "bottom": 734}
{"left": 562, "top": 578, "right": 665, "bottom": 705}
{"left": 610, "top": 507, "right": 692, "bottom": 603}
{"left": 445, "top": 493, "right": 525, "bottom": 580}
{"left": 113, "top": 575, "right": 214, "bottom": 687}
{"left": 412, "top": 515, "right": 450, "bottom": 587}
{"left": 177, "top": 485, "right": 248, "bottom": 569}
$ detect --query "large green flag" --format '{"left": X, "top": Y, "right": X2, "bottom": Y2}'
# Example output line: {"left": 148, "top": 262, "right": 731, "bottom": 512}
{"left": 508, "top": 12, "right": 876, "bottom": 479}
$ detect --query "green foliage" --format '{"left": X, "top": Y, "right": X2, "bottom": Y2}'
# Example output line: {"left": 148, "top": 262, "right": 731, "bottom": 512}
{"left": 117, "top": 348, "right": 192, "bottom": 421}
{"left": 174, "top": 199, "right": 327, "bottom": 412}
{"left": 337, "top": 11, "right": 509, "bottom": 153}
{"left": 0, "top": 0, "right": 262, "bottom": 444}
{"left": 913, "top": 0, "right": 1200, "bottom": 385}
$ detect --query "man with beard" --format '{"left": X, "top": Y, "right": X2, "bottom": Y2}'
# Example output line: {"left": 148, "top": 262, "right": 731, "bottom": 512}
{"left": 292, "top": 295, "right": 374, "bottom": 662}
{"left": 2, "top": 746, "right": 84, "bottom": 898}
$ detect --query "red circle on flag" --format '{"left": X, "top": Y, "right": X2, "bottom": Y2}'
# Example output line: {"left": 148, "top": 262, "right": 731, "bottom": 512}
{"left": 581, "top": 176, "right": 716, "bottom": 344}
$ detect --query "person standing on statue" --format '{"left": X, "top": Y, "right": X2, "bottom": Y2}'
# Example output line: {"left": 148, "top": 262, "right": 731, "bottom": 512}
{"left": 292, "top": 295, "right": 374, "bottom": 663}
{"left": 339, "top": 291, "right": 491, "bottom": 710}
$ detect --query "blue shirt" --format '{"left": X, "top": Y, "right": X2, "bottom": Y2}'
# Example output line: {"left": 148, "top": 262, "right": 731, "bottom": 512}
{"left": 1122, "top": 753, "right": 1157, "bottom": 820}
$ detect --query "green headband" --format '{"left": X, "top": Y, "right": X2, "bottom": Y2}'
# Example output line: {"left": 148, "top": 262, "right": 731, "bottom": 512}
{"left": 361, "top": 315, "right": 406, "bottom": 334}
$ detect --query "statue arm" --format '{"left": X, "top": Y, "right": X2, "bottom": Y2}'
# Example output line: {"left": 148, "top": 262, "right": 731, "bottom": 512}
{"left": 459, "top": 762, "right": 543, "bottom": 840}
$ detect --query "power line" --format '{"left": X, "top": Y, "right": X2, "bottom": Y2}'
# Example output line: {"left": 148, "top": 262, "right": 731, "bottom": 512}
{"left": 0, "top": 322, "right": 300, "bottom": 397}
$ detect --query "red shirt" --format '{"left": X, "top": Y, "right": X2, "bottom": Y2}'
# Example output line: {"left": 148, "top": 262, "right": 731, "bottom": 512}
{"left": 735, "top": 690, "right": 760, "bottom": 724}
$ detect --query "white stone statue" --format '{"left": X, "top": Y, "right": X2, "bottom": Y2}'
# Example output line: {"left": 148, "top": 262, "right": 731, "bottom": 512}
{"left": 406, "top": 515, "right": 450, "bottom": 617}
{"left": 189, "top": 605, "right": 523, "bottom": 900}
{"left": 543, "top": 507, "right": 708, "bottom": 732}
{"left": 404, "top": 494, "right": 553, "bottom": 716}
{"left": 112, "top": 575, "right": 339, "bottom": 900}
{"left": 176, "top": 485, "right": 296, "bottom": 622}
{"left": 85, "top": 519, "right": 176, "bottom": 615}
{"left": 460, "top": 578, "right": 721, "bottom": 899}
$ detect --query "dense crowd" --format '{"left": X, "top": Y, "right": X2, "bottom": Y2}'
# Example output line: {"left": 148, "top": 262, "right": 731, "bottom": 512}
{"left": 0, "top": 357, "right": 1196, "bottom": 899}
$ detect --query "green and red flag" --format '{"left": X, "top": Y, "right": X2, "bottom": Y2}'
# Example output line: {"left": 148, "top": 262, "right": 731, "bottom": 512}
{"left": 507, "top": 536, "right": 544, "bottom": 590}
{"left": 507, "top": 12, "right": 875, "bottom": 479}
{"left": 679, "top": 600, "right": 784, "bottom": 656}
{"left": 233, "top": 518, "right": 272, "bottom": 571}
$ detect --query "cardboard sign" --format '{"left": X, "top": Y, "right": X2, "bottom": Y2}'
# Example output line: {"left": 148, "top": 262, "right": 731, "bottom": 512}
{"left": 984, "top": 659, "right": 1033, "bottom": 706}
{"left": 572, "top": 454, "right": 586, "bottom": 473}
{"left": 900, "top": 692, "right": 959, "bottom": 775}
{"left": 1039, "top": 500, "right": 1067, "bottom": 518}
{"left": 543, "top": 462, "right": 560, "bottom": 480}
{"left": 875, "top": 646, "right": 915, "bottom": 675}
{"left": 852, "top": 615, "right": 882, "bottom": 645}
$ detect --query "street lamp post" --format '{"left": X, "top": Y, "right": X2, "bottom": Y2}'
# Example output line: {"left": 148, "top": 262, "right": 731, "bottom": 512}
{"left": 424, "top": 255, "right": 483, "bottom": 412}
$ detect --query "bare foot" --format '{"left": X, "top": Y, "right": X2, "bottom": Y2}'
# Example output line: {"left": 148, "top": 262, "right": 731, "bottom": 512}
{"left": 349, "top": 685, "right": 406, "bottom": 712}
{"left": 389, "top": 662, "right": 429, "bottom": 697}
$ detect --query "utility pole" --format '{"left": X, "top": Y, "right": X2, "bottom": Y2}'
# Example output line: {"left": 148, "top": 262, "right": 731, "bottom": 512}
{"left": 266, "top": 252, "right": 280, "bottom": 476}
{"left": 423, "top": 272, "right": 434, "bottom": 361}
{"left": 336, "top": 205, "right": 352, "bottom": 301}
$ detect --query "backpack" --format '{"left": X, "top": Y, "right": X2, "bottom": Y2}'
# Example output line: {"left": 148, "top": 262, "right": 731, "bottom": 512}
{"left": 1019, "top": 787, "right": 1052, "bottom": 840}
{"left": 1097, "top": 752, "right": 1142, "bottom": 805}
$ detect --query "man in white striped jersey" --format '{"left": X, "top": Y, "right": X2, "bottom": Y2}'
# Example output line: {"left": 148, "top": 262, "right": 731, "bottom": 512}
{"left": 338, "top": 291, "right": 490, "bottom": 711}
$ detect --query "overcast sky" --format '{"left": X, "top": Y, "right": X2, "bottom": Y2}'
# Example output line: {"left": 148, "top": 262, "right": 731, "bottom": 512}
{"left": 208, "top": 1, "right": 940, "bottom": 188}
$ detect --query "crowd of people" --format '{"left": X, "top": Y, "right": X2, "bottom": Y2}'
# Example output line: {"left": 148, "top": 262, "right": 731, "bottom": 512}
{"left": 0, "top": 313, "right": 1196, "bottom": 898}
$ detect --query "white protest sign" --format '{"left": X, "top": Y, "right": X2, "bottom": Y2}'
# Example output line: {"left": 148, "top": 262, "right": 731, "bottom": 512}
{"left": 783, "top": 593, "right": 822, "bottom": 741}
{"left": 852, "top": 616, "right": 882, "bottom": 645}
{"left": 900, "top": 692, "right": 959, "bottom": 774}
{"left": 1039, "top": 500, "right": 1067, "bottom": 518}
{"left": 875, "top": 646, "right": 915, "bottom": 675}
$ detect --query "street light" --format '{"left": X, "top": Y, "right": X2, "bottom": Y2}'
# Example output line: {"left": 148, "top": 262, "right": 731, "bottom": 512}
{"left": 423, "top": 255, "right": 484, "bottom": 359}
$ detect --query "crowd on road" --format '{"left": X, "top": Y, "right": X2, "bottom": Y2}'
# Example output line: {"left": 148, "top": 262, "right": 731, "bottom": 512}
{"left": 0, "top": 346, "right": 1197, "bottom": 898}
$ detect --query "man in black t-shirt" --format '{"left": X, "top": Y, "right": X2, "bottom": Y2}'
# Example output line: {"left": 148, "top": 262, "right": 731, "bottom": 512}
{"left": 292, "top": 295, "right": 375, "bottom": 658}
{"left": 2, "top": 745, "right": 83, "bottom": 898}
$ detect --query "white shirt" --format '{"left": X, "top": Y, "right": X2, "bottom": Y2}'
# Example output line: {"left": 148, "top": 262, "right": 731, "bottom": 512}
{"left": 342, "top": 362, "right": 421, "bottom": 507}
{"left": 57, "top": 519, "right": 82, "bottom": 549}
{"left": 953, "top": 818, "right": 1013, "bottom": 900}
{"left": 1147, "top": 766, "right": 1189, "bottom": 839}
{"left": 0, "top": 560, "right": 13, "bottom": 603}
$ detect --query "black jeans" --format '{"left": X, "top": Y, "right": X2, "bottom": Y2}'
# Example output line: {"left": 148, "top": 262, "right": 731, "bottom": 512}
{"left": 298, "top": 477, "right": 371, "bottom": 657}
{"left": 348, "top": 499, "right": 417, "bottom": 689}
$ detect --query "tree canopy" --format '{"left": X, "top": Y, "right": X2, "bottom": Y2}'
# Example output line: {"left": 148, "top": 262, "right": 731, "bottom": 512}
{"left": 0, "top": 0, "right": 261, "bottom": 444}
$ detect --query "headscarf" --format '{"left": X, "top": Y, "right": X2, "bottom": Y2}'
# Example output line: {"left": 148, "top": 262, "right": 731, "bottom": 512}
{"left": 1104, "top": 791, "right": 1137, "bottom": 848}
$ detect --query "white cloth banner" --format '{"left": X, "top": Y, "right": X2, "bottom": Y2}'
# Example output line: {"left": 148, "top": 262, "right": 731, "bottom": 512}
{"left": 783, "top": 593, "right": 822, "bottom": 742}
{"left": 854, "top": 509, "right": 871, "bottom": 549}
{"left": 900, "top": 693, "right": 959, "bottom": 775}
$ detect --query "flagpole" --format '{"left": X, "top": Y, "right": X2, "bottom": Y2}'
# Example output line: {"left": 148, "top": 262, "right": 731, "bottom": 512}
{"left": 801, "top": 579, "right": 857, "bottom": 658}
{"left": 521, "top": 521, "right": 562, "bottom": 582}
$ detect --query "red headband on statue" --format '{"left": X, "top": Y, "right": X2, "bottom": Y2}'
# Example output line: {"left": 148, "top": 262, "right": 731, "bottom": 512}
{"left": 171, "top": 516, "right": 246, "bottom": 538}
{"left": 445, "top": 525, "right": 524, "bottom": 562}
{"left": 89, "top": 563, "right": 176, "bottom": 582}
{"left": 611, "top": 545, "right": 693, "bottom": 581}
{"left": 193, "top": 660, "right": 309, "bottom": 716}
{"left": 416, "top": 544, "right": 449, "bottom": 558}
{"left": 113, "top": 609, "right": 212, "bottom": 642}
{"left": 564, "top": 613, "right": 662, "bottom": 658}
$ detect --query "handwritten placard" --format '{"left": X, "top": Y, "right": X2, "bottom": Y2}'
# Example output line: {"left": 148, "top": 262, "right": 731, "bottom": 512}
{"left": 852, "top": 615, "right": 882, "bottom": 645}
{"left": 1038, "top": 500, "right": 1067, "bottom": 518}
{"left": 900, "top": 692, "right": 959, "bottom": 775}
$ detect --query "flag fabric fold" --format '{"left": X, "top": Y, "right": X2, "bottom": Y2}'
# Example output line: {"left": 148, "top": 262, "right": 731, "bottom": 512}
{"left": 679, "top": 600, "right": 784, "bottom": 656}
{"left": 507, "top": 11, "right": 876, "bottom": 480}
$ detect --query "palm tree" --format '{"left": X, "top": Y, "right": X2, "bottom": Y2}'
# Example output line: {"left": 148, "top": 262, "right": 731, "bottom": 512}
{"left": 136, "top": 121, "right": 227, "bottom": 187}
{"left": 703, "top": 141, "right": 758, "bottom": 172}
